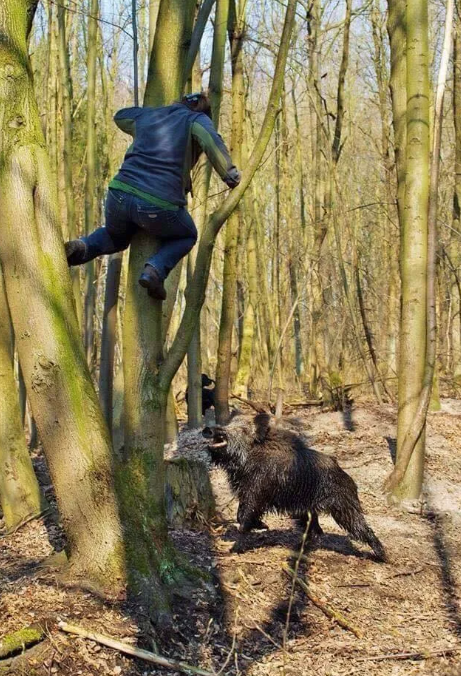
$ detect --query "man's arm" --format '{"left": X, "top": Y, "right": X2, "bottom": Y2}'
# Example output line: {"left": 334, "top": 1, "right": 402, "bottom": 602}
{"left": 191, "top": 115, "right": 241, "bottom": 188}
{"left": 113, "top": 107, "right": 143, "bottom": 136}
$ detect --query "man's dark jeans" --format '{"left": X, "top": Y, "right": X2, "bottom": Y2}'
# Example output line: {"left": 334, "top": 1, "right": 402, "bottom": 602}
{"left": 81, "top": 189, "right": 198, "bottom": 280}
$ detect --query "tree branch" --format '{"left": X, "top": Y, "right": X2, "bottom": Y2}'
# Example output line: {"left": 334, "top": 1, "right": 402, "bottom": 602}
{"left": 159, "top": 0, "right": 298, "bottom": 391}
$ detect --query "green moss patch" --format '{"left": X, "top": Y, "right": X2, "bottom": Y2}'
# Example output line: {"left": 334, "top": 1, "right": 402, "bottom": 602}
{"left": 0, "top": 624, "right": 45, "bottom": 659}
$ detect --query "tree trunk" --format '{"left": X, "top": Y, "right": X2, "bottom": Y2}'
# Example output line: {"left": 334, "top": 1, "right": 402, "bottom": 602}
{"left": 307, "top": 0, "right": 327, "bottom": 393}
{"left": 84, "top": 0, "right": 99, "bottom": 367}
{"left": 0, "top": 0, "right": 124, "bottom": 593}
{"left": 234, "top": 214, "right": 258, "bottom": 397}
{"left": 214, "top": 0, "right": 243, "bottom": 424}
{"left": 57, "top": 0, "right": 81, "bottom": 325}
{"left": 371, "top": 2, "right": 398, "bottom": 374}
{"left": 99, "top": 253, "right": 123, "bottom": 434}
{"left": 149, "top": 0, "right": 160, "bottom": 54}
{"left": 119, "top": 0, "right": 196, "bottom": 618}
{"left": 0, "top": 269, "right": 43, "bottom": 531}
{"left": 388, "top": 0, "right": 430, "bottom": 502}
{"left": 452, "top": 17, "right": 461, "bottom": 377}
{"left": 186, "top": 25, "right": 206, "bottom": 429}
{"left": 386, "top": 0, "right": 452, "bottom": 497}
{"left": 387, "top": 0, "right": 407, "bottom": 231}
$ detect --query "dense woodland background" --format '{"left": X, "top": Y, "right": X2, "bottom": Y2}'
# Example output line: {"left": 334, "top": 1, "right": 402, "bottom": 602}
{"left": 2, "top": 0, "right": 461, "bottom": 672}
{"left": 29, "top": 0, "right": 459, "bottom": 403}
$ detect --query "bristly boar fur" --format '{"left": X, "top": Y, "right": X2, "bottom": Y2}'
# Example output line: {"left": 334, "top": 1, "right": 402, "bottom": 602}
{"left": 203, "top": 413, "right": 387, "bottom": 562}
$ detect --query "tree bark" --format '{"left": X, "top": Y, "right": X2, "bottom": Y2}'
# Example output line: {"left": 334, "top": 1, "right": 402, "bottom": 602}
{"left": 452, "top": 16, "right": 461, "bottom": 377}
{"left": 84, "top": 0, "right": 99, "bottom": 366}
{"left": 0, "top": 268, "right": 43, "bottom": 531}
{"left": 387, "top": 0, "right": 407, "bottom": 231}
{"left": 120, "top": 0, "right": 197, "bottom": 617}
{"left": 386, "top": 0, "right": 452, "bottom": 497}
{"left": 99, "top": 254, "right": 123, "bottom": 434}
{"left": 215, "top": 0, "right": 243, "bottom": 424}
{"left": 57, "top": 0, "right": 81, "bottom": 325}
{"left": 159, "top": 0, "right": 298, "bottom": 390}
{"left": 0, "top": 0, "right": 124, "bottom": 593}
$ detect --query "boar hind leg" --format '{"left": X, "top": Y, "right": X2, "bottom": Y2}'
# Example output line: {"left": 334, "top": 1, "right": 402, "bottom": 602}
{"left": 298, "top": 511, "right": 324, "bottom": 539}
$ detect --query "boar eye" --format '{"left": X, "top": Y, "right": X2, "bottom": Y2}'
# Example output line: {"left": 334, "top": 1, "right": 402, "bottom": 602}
{"left": 202, "top": 426, "right": 214, "bottom": 439}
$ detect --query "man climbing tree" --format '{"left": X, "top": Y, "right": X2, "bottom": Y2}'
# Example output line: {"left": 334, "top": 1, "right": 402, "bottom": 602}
{"left": 65, "top": 92, "right": 241, "bottom": 299}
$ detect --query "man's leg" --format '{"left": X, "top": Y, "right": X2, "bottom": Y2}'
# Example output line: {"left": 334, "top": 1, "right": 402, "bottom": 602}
{"left": 134, "top": 205, "right": 198, "bottom": 299}
{"left": 66, "top": 190, "right": 136, "bottom": 265}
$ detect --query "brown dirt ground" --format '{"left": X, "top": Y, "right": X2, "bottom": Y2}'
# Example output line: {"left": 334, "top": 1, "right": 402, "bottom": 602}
{"left": 2, "top": 401, "right": 461, "bottom": 676}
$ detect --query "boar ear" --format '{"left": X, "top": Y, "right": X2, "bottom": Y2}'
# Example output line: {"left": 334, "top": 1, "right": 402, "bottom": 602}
{"left": 254, "top": 413, "right": 271, "bottom": 443}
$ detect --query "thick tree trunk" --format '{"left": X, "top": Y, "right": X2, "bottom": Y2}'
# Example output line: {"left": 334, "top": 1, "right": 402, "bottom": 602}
{"left": 0, "top": 269, "right": 43, "bottom": 531}
{"left": 119, "top": 0, "right": 196, "bottom": 617}
{"left": 149, "top": 0, "right": 160, "bottom": 54}
{"left": 0, "top": 0, "right": 124, "bottom": 592}
{"left": 165, "top": 459, "right": 215, "bottom": 528}
{"left": 159, "top": 0, "right": 298, "bottom": 393}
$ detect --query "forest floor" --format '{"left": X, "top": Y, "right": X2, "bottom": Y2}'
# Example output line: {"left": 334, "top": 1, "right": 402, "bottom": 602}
{"left": 2, "top": 400, "right": 461, "bottom": 676}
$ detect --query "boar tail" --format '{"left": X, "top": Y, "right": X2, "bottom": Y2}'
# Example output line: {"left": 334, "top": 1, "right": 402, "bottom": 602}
{"left": 329, "top": 500, "right": 387, "bottom": 562}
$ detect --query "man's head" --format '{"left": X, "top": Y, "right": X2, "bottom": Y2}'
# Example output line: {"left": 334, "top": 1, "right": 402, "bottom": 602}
{"left": 181, "top": 91, "right": 212, "bottom": 119}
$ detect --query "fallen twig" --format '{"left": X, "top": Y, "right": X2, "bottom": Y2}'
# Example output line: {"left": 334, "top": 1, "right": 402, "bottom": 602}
{"left": 230, "top": 394, "right": 268, "bottom": 413}
{"left": 283, "top": 400, "right": 324, "bottom": 408}
{"left": 357, "top": 647, "right": 461, "bottom": 662}
{"left": 58, "top": 622, "right": 213, "bottom": 676}
{"left": 387, "top": 567, "right": 424, "bottom": 579}
{"left": 282, "top": 565, "right": 362, "bottom": 639}
{"left": 242, "top": 621, "right": 286, "bottom": 653}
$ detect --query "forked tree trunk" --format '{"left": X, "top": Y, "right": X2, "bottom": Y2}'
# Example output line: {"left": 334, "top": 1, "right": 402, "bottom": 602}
{"left": 120, "top": 0, "right": 297, "bottom": 617}
{"left": 0, "top": 0, "right": 125, "bottom": 593}
{"left": 0, "top": 269, "right": 44, "bottom": 531}
{"left": 119, "top": 0, "right": 196, "bottom": 617}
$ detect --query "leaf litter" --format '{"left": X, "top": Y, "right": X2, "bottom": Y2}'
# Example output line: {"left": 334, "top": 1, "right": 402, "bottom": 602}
{"left": 1, "top": 400, "right": 461, "bottom": 675}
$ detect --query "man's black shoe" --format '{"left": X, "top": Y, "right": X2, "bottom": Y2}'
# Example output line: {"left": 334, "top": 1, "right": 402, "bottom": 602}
{"left": 138, "top": 264, "right": 166, "bottom": 300}
{"left": 65, "top": 239, "right": 87, "bottom": 266}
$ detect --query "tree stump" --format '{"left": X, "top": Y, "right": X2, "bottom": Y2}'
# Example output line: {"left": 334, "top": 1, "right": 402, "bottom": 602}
{"left": 165, "top": 457, "right": 215, "bottom": 529}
